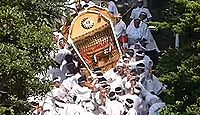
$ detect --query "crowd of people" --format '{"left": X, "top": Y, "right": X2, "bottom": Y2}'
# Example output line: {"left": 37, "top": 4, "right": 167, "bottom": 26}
{"left": 28, "top": 0, "right": 166, "bottom": 115}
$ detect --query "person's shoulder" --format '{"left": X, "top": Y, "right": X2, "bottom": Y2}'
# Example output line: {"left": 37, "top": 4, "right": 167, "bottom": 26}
{"left": 142, "top": 7, "right": 150, "bottom": 11}
{"left": 121, "top": 20, "right": 126, "bottom": 25}
{"left": 133, "top": 6, "right": 140, "bottom": 10}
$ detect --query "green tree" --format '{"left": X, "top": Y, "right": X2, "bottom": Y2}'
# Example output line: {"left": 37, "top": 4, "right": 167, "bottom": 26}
{"left": 0, "top": 0, "right": 69, "bottom": 114}
{"left": 148, "top": 0, "right": 200, "bottom": 114}
{"left": 158, "top": 40, "right": 200, "bottom": 115}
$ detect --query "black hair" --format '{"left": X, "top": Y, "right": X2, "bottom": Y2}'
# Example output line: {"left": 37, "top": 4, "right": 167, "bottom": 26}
{"left": 109, "top": 92, "right": 116, "bottom": 101}
{"left": 136, "top": 63, "right": 145, "bottom": 67}
{"left": 115, "top": 87, "right": 122, "bottom": 94}
{"left": 78, "top": 76, "right": 86, "bottom": 84}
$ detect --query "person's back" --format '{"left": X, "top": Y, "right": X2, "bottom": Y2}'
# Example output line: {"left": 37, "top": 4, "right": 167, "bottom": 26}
{"left": 106, "top": 100, "right": 123, "bottom": 115}
{"left": 105, "top": 92, "right": 123, "bottom": 115}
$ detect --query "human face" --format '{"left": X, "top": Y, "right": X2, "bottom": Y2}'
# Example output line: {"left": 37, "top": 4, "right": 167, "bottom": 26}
{"left": 59, "top": 39, "right": 65, "bottom": 48}
{"left": 137, "top": 1, "right": 143, "bottom": 8}
{"left": 80, "top": 68, "right": 89, "bottom": 76}
{"left": 53, "top": 81, "right": 61, "bottom": 87}
{"left": 130, "top": 79, "right": 136, "bottom": 86}
{"left": 139, "top": 14, "right": 147, "bottom": 21}
{"left": 136, "top": 55, "right": 144, "bottom": 61}
{"left": 134, "top": 19, "right": 141, "bottom": 28}
{"left": 134, "top": 44, "right": 141, "bottom": 49}
{"left": 117, "top": 66, "right": 124, "bottom": 75}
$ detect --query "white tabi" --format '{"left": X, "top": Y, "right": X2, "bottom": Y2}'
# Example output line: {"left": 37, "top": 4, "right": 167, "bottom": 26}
{"left": 108, "top": 1, "right": 119, "bottom": 15}
{"left": 105, "top": 100, "right": 123, "bottom": 115}
{"left": 130, "top": 7, "right": 152, "bottom": 20}
{"left": 126, "top": 20, "right": 148, "bottom": 45}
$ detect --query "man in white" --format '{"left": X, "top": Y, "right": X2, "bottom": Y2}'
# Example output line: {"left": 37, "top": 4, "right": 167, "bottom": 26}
{"left": 105, "top": 91, "right": 123, "bottom": 115}
{"left": 143, "top": 92, "right": 165, "bottom": 115}
{"left": 141, "top": 71, "right": 166, "bottom": 95}
{"left": 114, "top": 13, "right": 127, "bottom": 49}
{"left": 126, "top": 19, "right": 148, "bottom": 46}
{"left": 121, "top": 82, "right": 143, "bottom": 114}
{"left": 121, "top": 98, "right": 138, "bottom": 115}
{"left": 139, "top": 12, "right": 160, "bottom": 52}
{"left": 130, "top": 0, "right": 152, "bottom": 20}
{"left": 70, "top": 76, "right": 92, "bottom": 101}
{"left": 50, "top": 33, "right": 72, "bottom": 73}
{"left": 107, "top": 63, "right": 125, "bottom": 91}
{"left": 114, "top": 13, "right": 126, "bottom": 39}
{"left": 108, "top": 0, "right": 119, "bottom": 15}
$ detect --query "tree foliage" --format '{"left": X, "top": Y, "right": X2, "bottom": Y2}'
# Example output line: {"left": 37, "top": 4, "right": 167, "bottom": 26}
{"left": 158, "top": 40, "right": 200, "bottom": 114}
{"left": 0, "top": 0, "right": 68, "bottom": 114}
{"left": 150, "top": 0, "right": 200, "bottom": 34}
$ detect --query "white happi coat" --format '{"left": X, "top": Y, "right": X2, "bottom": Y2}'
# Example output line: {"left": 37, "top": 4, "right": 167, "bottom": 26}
{"left": 146, "top": 29, "right": 160, "bottom": 52}
{"left": 120, "top": 93, "right": 142, "bottom": 113}
{"left": 65, "top": 103, "right": 85, "bottom": 115}
{"left": 108, "top": 73, "right": 123, "bottom": 91}
{"left": 114, "top": 19, "right": 126, "bottom": 38}
{"left": 126, "top": 20, "right": 148, "bottom": 45}
{"left": 62, "top": 77, "right": 73, "bottom": 91}
{"left": 51, "top": 87, "right": 69, "bottom": 103}
{"left": 104, "top": 68, "right": 115, "bottom": 80}
{"left": 140, "top": 22, "right": 160, "bottom": 52}
{"left": 108, "top": 1, "right": 119, "bottom": 15}
{"left": 105, "top": 100, "right": 123, "bottom": 115}
{"left": 123, "top": 108, "right": 138, "bottom": 115}
{"left": 144, "top": 74, "right": 165, "bottom": 95}
{"left": 70, "top": 84, "right": 92, "bottom": 101}
{"left": 62, "top": 73, "right": 81, "bottom": 91}
{"left": 144, "top": 92, "right": 165, "bottom": 115}
{"left": 53, "top": 48, "right": 71, "bottom": 65}
{"left": 130, "top": 7, "right": 152, "bottom": 20}
{"left": 47, "top": 67, "right": 66, "bottom": 82}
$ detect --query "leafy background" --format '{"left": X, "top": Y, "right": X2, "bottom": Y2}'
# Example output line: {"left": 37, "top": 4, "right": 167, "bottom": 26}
{"left": 0, "top": 0, "right": 200, "bottom": 114}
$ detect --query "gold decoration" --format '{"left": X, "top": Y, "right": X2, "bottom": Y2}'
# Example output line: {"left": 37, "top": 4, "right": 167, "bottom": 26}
{"left": 81, "top": 17, "right": 94, "bottom": 29}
